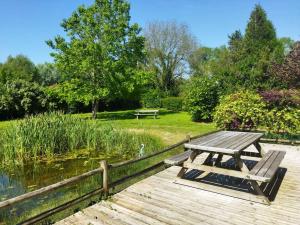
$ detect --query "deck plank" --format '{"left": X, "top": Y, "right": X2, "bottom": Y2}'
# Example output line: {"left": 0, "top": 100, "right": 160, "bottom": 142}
{"left": 57, "top": 146, "right": 300, "bottom": 225}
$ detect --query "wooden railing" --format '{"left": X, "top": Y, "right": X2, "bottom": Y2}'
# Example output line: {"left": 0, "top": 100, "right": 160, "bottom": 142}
{"left": 0, "top": 130, "right": 218, "bottom": 224}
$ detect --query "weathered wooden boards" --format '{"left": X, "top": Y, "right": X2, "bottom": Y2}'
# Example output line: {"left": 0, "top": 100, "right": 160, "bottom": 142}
{"left": 134, "top": 110, "right": 159, "bottom": 119}
{"left": 164, "top": 150, "right": 192, "bottom": 166}
{"left": 248, "top": 150, "right": 286, "bottom": 182}
{"left": 184, "top": 131, "right": 263, "bottom": 154}
{"left": 56, "top": 147, "right": 300, "bottom": 225}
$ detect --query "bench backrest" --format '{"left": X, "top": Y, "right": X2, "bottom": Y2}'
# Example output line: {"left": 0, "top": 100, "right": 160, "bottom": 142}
{"left": 135, "top": 110, "right": 159, "bottom": 113}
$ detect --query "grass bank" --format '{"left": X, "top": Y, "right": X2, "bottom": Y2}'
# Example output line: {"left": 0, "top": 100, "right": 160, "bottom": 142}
{"left": 0, "top": 112, "right": 164, "bottom": 166}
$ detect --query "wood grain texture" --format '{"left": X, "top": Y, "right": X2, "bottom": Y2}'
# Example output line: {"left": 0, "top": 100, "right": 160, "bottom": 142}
{"left": 164, "top": 150, "right": 192, "bottom": 166}
{"left": 57, "top": 148, "right": 299, "bottom": 225}
{"left": 185, "top": 131, "right": 263, "bottom": 153}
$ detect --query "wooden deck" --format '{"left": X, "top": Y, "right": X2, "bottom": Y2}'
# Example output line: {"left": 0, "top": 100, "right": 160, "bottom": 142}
{"left": 57, "top": 145, "right": 300, "bottom": 225}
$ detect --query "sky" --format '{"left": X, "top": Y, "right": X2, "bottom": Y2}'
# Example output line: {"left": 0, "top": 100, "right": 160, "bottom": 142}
{"left": 0, "top": 0, "right": 299, "bottom": 64}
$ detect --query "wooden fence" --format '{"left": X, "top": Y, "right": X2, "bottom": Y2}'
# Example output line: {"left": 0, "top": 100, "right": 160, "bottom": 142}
{"left": 0, "top": 130, "right": 218, "bottom": 224}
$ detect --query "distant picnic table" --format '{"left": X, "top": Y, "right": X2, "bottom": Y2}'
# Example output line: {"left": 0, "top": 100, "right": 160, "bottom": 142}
{"left": 134, "top": 109, "right": 159, "bottom": 119}
{"left": 165, "top": 131, "right": 286, "bottom": 205}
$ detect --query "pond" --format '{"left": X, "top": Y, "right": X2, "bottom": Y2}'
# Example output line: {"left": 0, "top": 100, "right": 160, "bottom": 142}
{"left": 0, "top": 149, "right": 127, "bottom": 224}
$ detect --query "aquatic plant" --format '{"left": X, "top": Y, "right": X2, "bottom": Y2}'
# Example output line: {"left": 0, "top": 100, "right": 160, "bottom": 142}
{"left": 0, "top": 112, "right": 163, "bottom": 165}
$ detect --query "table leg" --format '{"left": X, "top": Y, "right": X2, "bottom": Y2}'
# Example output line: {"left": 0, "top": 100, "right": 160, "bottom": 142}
{"left": 254, "top": 141, "right": 265, "bottom": 157}
{"left": 234, "top": 154, "right": 249, "bottom": 172}
{"left": 196, "top": 152, "right": 215, "bottom": 179}
{"left": 177, "top": 150, "right": 199, "bottom": 178}
{"left": 214, "top": 154, "right": 223, "bottom": 166}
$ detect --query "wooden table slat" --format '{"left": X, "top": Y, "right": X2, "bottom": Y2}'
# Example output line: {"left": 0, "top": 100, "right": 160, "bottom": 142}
{"left": 229, "top": 133, "right": 263, "bottom": 151}
{"left": 256, "top": 151, "right": 280, "bottom": 177}
{"left": 249, "top": 150, "right": 274, "bottom": 176}
{"left": 189, "top": 131, "right": 227, "bottom": 145}
{"left": 214, "top": 132, "right": 250, "bottom": 149}
{"left": 264, "top": 151, "right": 286, "bottom": 179}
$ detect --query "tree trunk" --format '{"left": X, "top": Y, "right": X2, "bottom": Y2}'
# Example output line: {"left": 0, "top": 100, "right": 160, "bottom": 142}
{"left": 92, "top": 100, "right": 99, "bottom": 119}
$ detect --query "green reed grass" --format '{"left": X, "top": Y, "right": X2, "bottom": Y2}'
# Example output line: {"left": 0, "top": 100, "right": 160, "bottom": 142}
{"left": 0, "top": 112, "right": 163, "bottom": 165}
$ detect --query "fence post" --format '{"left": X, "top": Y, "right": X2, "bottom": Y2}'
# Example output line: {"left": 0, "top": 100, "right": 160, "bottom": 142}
{"left": 100, "top": 160, "right": 109, "bottom": 199}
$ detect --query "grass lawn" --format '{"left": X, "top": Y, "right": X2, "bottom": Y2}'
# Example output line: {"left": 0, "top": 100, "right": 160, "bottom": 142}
{"left": 78, "top": 109, "right": 217, "bottom": 145}
{"left": 0, "top": 110, "right": 216, "bottom": 146}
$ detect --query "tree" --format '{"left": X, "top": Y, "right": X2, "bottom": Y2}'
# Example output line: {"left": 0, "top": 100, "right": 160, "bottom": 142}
{"left": 228, "top": 30, "right": 243, "bottom": 52}
{"left": 144, "top": 21, "right": 197, "bottom": 95}
{"left": 270, "top": 41, "right": 300, "bottom": 88}
{"left": 240, "top": 4, "right": 280, "bottom": 89}
{"left": 47, "top": 0, "right": 145, "bottom": 118}
{"left": 188, "top": 47, "right": 215, "bottom": 76}
{"left": 0, "top": 80, "right": 47, "bottom": 119}
{"left": 244, "top": 5, "right": 277, "bottom": 48}
{"left": 0, "top": 55, "right": 38, "bottom": 83}
{"left": 36, "top": 63, "right": 61, "bottom": 86}
{"left": 215, "top": 4, "right": 284, "bottom": 91}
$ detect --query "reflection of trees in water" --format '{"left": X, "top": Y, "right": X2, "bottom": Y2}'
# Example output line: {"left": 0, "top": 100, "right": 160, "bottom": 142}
{"left": 0, "top": 157, "right": 102, "bottom": 222}
{"left": 0, "top": 173, "right": 26, "bottom": 200}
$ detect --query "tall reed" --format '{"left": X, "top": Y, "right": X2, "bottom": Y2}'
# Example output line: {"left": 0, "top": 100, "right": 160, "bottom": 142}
{"left": 0, "top": 112, "right": 163, "bottom": 165}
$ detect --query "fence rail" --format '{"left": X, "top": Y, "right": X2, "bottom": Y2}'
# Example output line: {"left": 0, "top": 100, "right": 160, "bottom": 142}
{"left": 0, "top": 130, "right": 219, "bottom": 224}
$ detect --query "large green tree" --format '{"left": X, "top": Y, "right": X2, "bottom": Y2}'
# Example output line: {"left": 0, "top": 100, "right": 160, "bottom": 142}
{"left": 0, "top": 55, "right": 38, "bottom": 83}
{"left": 236, "top": 4, "right": 282, "bottom": 89}
{"left": 47, "top": 0, "right": 145, "bottom": 118}
{"left": 36, "top": 63, "right": 61, "bottom": 86}
{"left": 144, "top": 21, "right": 197, "bottom": 95}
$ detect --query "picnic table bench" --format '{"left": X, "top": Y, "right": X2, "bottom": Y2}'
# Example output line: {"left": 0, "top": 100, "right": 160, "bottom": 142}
{"left": 134, "top": 110, "right": 159, "bottom": 119}
{"left": 164, "top": 131, "right": 286, "bottom": 205}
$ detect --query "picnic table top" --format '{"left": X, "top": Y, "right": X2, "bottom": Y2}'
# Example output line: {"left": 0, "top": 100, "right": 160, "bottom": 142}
{"left": 184, "top": 131, "right": 263, "bottom": 155}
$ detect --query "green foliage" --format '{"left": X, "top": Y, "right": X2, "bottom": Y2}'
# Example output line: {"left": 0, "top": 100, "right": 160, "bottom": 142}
{"left": 0, "top": 80, "right": 47, "bottom": 119}
{"left": 141, "top": 89, "right": 161, "bottom": 108}
{"left": 263, "top": 108, "right": 300, "bottom": 135}
{"left": 188, "top": 47, "right": 215, "bottom": 76}
{"left": 47, "top": 0, "right": 145, "bottom": 118}
{"left": 184, "top": 76, "right": 220, "bottom": 121}
{"left": 0, "top": 112, "right": 163, "bottom": 165}
{"left": 145, "top": 21, "right": 196, "bottom": 94}
{"left": 190, "top": 4, "right": 286, "bottom": 92}
{"left": 244, "top": 5, "right": 276, "bottom": 47}
{"left": 270, "top": 42, "right": 300, "bottom": 89}
{"left": 161, "top": 97, "right": 183, "bottom": 112}
{"left": 36, "top": 62, "right": 61, "bottom": 86}
{"left": 214, "top": 91, "right": 266, "bottom": 130}
{"left": 0, "top": 55, "right": 38, "bottom": 83}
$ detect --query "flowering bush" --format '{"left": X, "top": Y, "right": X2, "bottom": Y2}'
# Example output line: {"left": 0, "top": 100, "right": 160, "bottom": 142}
{"left": 263, "top": 108, "right": 300, "bottom": 134}
{"left": 260, "top": 89, "right": 300, "bottom": 109}
{"left": 213, "top": 90, "right": 266, "bottom": 130}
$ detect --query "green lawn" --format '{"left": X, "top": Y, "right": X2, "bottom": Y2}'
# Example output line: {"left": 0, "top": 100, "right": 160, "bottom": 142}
{"left": 0, "top": 110, "right": 216, "bottom": 145}
{"left": 77, "top": 109, "right": 217, "bottom": 145}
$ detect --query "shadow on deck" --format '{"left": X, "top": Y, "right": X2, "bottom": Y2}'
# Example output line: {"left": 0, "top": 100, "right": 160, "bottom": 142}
{"left": 57, "top": 147, "right": 300, "bottom": 225}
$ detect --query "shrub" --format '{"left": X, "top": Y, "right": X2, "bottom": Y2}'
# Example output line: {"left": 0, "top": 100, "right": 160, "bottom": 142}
{"left": 263, "top": 108, "right": 300, "bottom": 135}
{"left": 260, "top": 89, "right": 300, "bottom": 109}
{"left": 0, "top": 80, "right": 47, "bottom": 119}
{"left": 184, "top": 76, "right": 219, "bottom": 121}
{"left": 214, "top": 90, "right": 266, "bottom": 130}
{"left": 161, "top": 97, "right": 183, "bottom": 111}
{"left": 141, "top": 89, "right": 161, "bottom": 108}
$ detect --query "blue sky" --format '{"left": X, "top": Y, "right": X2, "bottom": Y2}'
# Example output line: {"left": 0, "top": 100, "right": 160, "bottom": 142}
{"left": 0, "top": 0, "right": 299, "bottom": 64}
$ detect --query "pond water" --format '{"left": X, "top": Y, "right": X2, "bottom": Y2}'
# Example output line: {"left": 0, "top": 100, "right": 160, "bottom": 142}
{"left": 0, "top": 149, "right": 128, "bottom": 224}
{"left": 0, "top": 150, "right": 124, "bottom": 201}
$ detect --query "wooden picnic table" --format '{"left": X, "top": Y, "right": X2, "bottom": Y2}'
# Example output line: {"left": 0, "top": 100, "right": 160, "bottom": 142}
{"left": 172, "top": 131, "right": 286, "bottom": 205}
